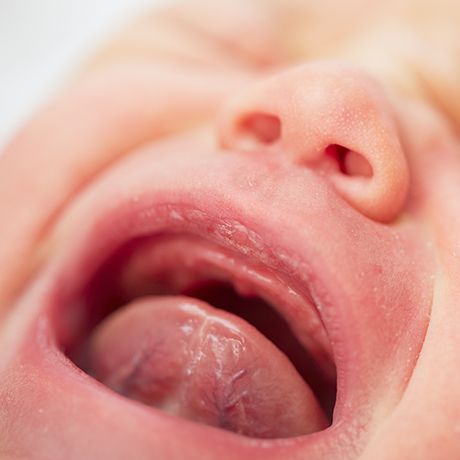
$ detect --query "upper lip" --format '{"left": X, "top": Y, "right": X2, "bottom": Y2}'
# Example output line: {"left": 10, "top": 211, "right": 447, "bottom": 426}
{"left": 23, "top": 137, "right": 430, "bottom": 453}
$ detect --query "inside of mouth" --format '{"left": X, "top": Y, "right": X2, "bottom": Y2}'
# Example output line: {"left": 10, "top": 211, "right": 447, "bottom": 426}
{"left": 62, "top": 234, "right": 337, "bottom": 439}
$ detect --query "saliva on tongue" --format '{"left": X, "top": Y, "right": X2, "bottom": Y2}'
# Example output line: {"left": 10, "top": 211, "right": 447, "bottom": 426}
{"left": 88, "top": 296, "right": 328, "bottom": 439}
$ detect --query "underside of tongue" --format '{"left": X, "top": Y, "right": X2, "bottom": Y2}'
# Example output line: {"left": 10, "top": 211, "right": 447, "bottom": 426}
{"left": 87, "top": 296, "right": 328, "bottom": 438}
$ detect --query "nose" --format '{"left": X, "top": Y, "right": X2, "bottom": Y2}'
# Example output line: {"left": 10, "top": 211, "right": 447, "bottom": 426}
{"left": 217, "top": 62, "right": 409, "bottom": 222}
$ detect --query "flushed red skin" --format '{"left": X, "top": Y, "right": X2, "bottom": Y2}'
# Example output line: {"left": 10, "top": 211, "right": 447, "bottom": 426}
{"left": 1, "top": 4, "right": 460, "bottom": 457}
{"left": 0, "top": 136, "right": 432, "bottom": 458}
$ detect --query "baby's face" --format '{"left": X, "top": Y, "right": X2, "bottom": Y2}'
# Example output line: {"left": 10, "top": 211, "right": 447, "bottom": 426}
{"left": 1, "top": 1, "right": 460, "bottom": 458}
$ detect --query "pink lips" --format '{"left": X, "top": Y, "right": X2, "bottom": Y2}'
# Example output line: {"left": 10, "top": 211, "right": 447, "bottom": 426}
{"left": 0, "top": 137, "right": 432, "bottom": 459}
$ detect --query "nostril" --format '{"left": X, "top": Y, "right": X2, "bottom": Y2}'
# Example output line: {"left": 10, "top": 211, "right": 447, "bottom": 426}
{"left": 325, "top": 145, "right": 373, "bottom": 178}
{"left": 219, "top": 63, "right": 409, "bottom": 222}
{"left": 238, "top": 112, "right": 281, "bottom": 146}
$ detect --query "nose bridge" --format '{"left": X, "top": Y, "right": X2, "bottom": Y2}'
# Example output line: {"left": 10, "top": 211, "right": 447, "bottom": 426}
{"left": 217, "top": 62, "right": 409, "bottom": 223}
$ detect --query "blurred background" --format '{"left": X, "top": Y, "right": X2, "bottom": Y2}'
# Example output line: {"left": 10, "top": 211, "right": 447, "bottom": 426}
{"left": 0, "top": 0, "right": 167, "bottom": 148}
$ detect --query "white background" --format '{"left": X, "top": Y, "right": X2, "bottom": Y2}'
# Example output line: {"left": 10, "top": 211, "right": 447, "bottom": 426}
{"left": 0, "top": 0, "right": 167, "bottom": 148}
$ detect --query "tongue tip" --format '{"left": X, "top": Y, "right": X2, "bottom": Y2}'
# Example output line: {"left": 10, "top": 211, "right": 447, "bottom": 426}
{"left": 88, "top": 296, "right": 329, "bottom": 438}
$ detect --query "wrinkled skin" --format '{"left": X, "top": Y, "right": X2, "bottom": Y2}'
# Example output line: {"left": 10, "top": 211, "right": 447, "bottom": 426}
{"left": 1, "top": 0, "right": 460, "bottom": 459}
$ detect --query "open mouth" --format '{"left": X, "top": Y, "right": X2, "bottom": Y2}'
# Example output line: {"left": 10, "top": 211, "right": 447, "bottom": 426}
{"left": 60, "top": 230, "right": 337, "bottom": 439}
{"left": 9, "top": 144, "right": 429, "bottom": 459}
{"left": 30, "top": 145, "right": 392, "bottom": 448}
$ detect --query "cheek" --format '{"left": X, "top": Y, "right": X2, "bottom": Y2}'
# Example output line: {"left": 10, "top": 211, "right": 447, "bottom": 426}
{"left": 1, "top": 5, "right": 459, "bottom": 456}
{"left": 0, "top": 63, "right": 248, "bottom": 313}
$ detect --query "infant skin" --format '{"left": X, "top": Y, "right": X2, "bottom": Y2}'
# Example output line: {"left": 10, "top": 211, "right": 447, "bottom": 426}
{"left": 1, "top": 0, "right": 460, "bottom": 458}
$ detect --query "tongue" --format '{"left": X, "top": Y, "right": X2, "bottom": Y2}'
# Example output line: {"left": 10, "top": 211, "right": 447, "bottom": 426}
{"left": 87, "top": 296, "right": 328, "bottom": 438}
